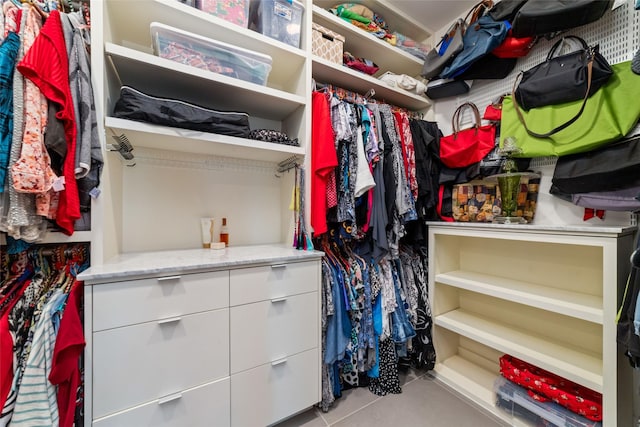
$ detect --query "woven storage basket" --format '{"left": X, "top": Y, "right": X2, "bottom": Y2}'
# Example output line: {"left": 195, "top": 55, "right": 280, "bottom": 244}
{"left": 312, "top": 22, "right": 345, "bottom": 64}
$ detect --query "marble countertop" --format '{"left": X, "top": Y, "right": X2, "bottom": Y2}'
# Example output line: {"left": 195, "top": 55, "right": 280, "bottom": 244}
{"left": 78, "top": 244, "right": 324, "bottom": 283}
{"left": 425, "top": 221, "right": 636, "bottom": 236}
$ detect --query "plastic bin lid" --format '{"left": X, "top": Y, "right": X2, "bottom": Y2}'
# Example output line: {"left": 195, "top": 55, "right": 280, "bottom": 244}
{"left": 150, "top": 22, "right": 273, "bottom": 65}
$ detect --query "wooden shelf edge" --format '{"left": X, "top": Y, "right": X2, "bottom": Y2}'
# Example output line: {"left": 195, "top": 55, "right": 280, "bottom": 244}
{"left": 435, "top": 271, "right": 604, "bottom": 324}
{"left": 105, "top": 117, "right": 305, "bottom": 162}
{"left": 312, "top": 57, "right": 431, "bottom": 111}
{"left": 433, "top": 357, "right": 511, "bottom": 424}
{"left": 435, "top": 311, "right": 603, "bottom": 393}
{"left": 1, "top": 231, "right": 92, "bottom": 246}
{"left": 311, "top": 5, "right": 424, "bottom": 66}
{"left": 105, "top": 43, "right": 307, "bottom": 105}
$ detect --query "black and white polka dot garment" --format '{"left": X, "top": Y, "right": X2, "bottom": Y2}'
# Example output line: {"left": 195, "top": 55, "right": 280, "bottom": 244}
{"left": 368, "top": 338, "right": 402, "bottom": 396}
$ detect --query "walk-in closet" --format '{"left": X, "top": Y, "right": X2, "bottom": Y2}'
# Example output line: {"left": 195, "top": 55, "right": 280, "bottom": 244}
{"left": 2, "top": 0, "right": 640, "bottom": 426}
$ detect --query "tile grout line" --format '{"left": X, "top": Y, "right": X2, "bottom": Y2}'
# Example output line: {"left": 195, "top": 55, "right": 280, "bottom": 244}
{"left": 325, "top": 395, "right": 383, "bottom": 426}
{"left": 323, "top": 371, "right": 429, "bottom": 426}
{"left": 314, "top": 407, "right": 330, "bottom": 427}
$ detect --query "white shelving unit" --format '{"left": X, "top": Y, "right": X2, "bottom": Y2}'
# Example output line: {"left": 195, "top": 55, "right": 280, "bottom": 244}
{"left": 92, "top": 0, "right": 314, "bottom": 262}
{"left": 310, "top": 2, "right": 431, "bottom": 112}
{"left": 428, "top": 223, "right": 635, "bottom": 426}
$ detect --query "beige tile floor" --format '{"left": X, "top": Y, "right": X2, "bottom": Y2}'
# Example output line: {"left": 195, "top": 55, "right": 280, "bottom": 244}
{"left": 274, "top": 370, "right": 508, "bottom": 427}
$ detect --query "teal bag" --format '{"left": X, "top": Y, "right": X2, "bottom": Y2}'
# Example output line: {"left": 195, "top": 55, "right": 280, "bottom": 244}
{"left": 500, "top": 61, "right": 640, "bottom": 157}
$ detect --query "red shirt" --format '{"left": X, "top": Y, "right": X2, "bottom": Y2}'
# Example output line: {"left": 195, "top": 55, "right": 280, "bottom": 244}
{"left": 17, "top": 10, "right": 80, "bottom": 235}
{"left": 311, "top": 92, "right": 338, "bottom": 236}
{"left": 49, "top": 281, "right": 85, "bottom": 427}
{"left": 0, "top": 281, "right": 29, "bottom": 411}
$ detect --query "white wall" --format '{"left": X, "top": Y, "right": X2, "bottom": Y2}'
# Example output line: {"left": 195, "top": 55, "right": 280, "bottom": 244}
{"left": 120, "top": 148, "right": 286, "bottom": 252}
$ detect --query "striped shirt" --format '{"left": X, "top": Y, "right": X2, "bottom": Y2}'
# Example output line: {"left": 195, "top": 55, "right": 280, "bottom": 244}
{"left": 9, "top": 289, "right": 62, "bottom": 426}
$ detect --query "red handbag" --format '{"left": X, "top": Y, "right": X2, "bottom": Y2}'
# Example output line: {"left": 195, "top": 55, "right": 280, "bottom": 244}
{"left": 492, "top": 30, "right": 536, "bottom": 58}
{"left": 440, "top": 102, "right": 496, "bottom": 168}
{"left": 482, "top": 94, "right": 506, "bottom": 121}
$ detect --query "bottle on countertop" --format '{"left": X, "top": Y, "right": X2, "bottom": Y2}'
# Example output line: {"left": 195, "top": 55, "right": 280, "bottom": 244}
{"left": 220, "top": 217, "right": 229, "bottom": 246}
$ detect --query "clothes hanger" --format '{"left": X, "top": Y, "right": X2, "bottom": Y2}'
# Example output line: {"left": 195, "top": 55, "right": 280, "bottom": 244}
{"left": 22, "top": 0, "right": 49, "bottom": 20}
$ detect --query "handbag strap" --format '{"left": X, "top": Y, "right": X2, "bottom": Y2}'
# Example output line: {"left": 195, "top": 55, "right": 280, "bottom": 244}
{"left": 452, "top": 102, "right": 481, "bottom": 136}
{"left": 464, "top": 0, "right": 494, "bottom": 26}
{"left": 437, "top": 19, "right": 464, "bottom": 48}
{"left": 511, "top": 50, "right": 595, "bottom": 138}
{"left": 547, "top": 36, "right": 589, "bottom": 60}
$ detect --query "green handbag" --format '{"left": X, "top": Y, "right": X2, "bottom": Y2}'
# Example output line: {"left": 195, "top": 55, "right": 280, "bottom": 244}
{"left": 500, "top": 61, "right": 640, "bottom": 158}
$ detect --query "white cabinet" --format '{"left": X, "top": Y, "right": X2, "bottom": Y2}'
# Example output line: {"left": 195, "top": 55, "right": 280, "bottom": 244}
{"left": 428, "top": 223, "right": 635, "bottom": 426}
{"left": 231, "top": 348, "right": 319, "bottom": 427}
{"left": 81, "top": 247, "right": 323, "bottom": 427}
{"left": 93, "top": 309, "right": 230, "bottom": 418}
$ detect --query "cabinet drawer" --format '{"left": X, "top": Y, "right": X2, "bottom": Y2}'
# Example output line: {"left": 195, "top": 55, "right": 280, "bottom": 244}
{"left": 93, "top": 378, "right": 230, "bottom": 427}
{"left": 229, "top": 261, "right": 319, "bottom": 306}
{"left": 93, "top": 309, "right": 229, "bottom": 418}
{"left": 230, "top": 348, "right": 319, "bottom": 427}
{"left": 230, "top": 291, "right": 318, "bottom": 373}
{"left": 92, "top": 271, "right": 229, "bottom": 331}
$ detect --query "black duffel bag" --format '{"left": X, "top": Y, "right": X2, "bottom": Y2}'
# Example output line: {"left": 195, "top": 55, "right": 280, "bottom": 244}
{"left": 511, "top": 0, "right": 613, "bottom": 38}
{"left": 514, "top": 36, "right": 613, "bottom": 111}
{"left": 113, "top": 86, "right": 251, "bottom": 138}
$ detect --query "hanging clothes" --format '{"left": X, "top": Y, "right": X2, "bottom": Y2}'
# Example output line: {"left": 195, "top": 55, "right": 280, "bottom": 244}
{"left": 0, "top": 242, "right": 88, "bottom": 427}
{"left": 17, "top": 9, "right": 80, "bottom": 236}
{"left": 0, "top": 4, "right": 100, "bottom": 241}
{"left": 311, "top": 84, "right": 441, "bottom": 413}
{"left": 311, "top": 91, "right": 338, "bottom": 236}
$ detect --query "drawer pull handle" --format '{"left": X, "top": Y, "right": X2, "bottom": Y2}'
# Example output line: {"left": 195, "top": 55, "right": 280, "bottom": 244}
{"left": 271, "top": 358, "right": 288, "bottom": 367}
{"left": 158, "top": 392, "right": 183, "bottom": 405}
{"left": 271, "top": 264, "right": 287, "bottom": 269}
{"left": 158, "top": 316, "right": 182, "bottom": 325}
{"left": 271, "top": 297, "right": 287, "bottom": 303}
{"left": 157, "top": 276, "right": 181, "bottom": 282}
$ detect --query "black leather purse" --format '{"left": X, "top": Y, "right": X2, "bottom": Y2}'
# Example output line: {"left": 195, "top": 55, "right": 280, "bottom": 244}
{"left": 511, "top": 0, "right": 613, "bottom": 38}
{"left": 514, "top": 36, "right": 612, "bottom": 109}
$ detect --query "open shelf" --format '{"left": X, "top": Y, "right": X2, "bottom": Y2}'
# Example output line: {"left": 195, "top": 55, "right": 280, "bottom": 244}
{"left": 435, "top": 271, "right": 603, "bottom": 324}
{"left": 105, "top": 117, "right": 304, "bottom": 163}
{"left": 0, "top": 231, "right": 92, "bottom": 246}
{"left": 435, "top": 309, "right": 603, "bottom": 392}
{"left": 313, "top": 0, "right": 432, "bottom": 43}
{"left": 105, "top": 0, "right": 307, "bottom": 81}
{"left": 311, "top": 5, "right": 425, "bottom": 78}
{"left": 312, "top": 56, "right": 430, "bottom": 110}
{"left": 434, "top": 355, "right": 533, "bottom": 427}
{"left": 106, "top": 43, "right": 306, "bottom": 120}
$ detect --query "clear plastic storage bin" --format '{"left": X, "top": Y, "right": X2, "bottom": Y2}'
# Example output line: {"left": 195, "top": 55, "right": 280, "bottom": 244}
{"left": 151, "top": 22, "right": 272, "bottom": 85}
{"left": 198, "top": 0, "right": 250, "bottom": 28}
{"left": 494, "top": 377, "right": 602, "bottom": 427}
{"left": 249, "top": 0, "right": 304, "bottom": 48}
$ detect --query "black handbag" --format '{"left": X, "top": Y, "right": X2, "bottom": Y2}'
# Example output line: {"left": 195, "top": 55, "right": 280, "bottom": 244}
{"left": 551, "top": 134, "right": 640, "bottom": 194}
{"left": 425, "top": 78, "right": 471, "bottom": 99}
{"left": 488, "top": 0, "right": 528, "bottom": 22}
{"left": 515, "top": 36, "right": 612, "bottom": 110}
{"left": 455, "top": 54, "right": 517, "bottom": 80}
{"left": 511, "top": 0, "right": 613, "bottom": 38}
